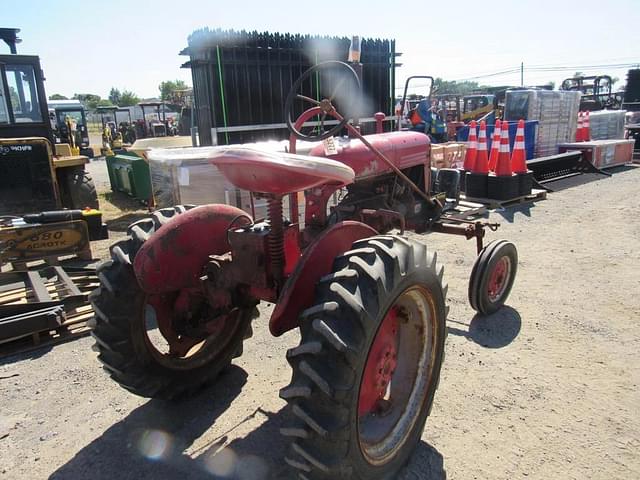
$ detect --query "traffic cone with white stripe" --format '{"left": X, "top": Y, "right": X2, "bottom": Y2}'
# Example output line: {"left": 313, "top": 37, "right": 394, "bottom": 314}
{"left": 459, "top": 120, "right": 477, "bottom": 192}
{"left": 464, "top": 120, "right": 489, "bottom": 198}
{"left": 488, "top": 119, "right": 501, "bottom": 171}
{"left": 463, "top": 120, "right": 478, "bottom": 171}
{"left": 583, "top": 111, "right": 591, "bottom": 141}
{"left": 511, "top": 119, "right": 527, "bottom": 174}
{"left": 487, "top": 120, "right": 519, "bottom": 200}
{"left": 576, "top": 112, "right": 584, "bottom": 141}
{"left": 474, "top": 120, "right": 490, "bottom": 174}
{"left": 512, "top": 119, "right": 533, "bottom": 196}
{"left": 495, "top": 121, "right": 512, "bottom": 176}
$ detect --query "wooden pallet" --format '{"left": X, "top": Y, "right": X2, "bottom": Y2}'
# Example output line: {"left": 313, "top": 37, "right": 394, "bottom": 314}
{"left": 461, "top": 188, "right": 547, "bottom": 210}
{"left": 0, "top": 269, "right": 97, "bottom": 358}
{"left": 0, "top": 305, "right": 93, "bottom": 358}
{"left": 0, "top": 270, "right": 98, "bottom": 310}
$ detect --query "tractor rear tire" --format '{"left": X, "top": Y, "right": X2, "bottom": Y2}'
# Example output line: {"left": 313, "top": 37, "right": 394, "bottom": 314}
{"left": 280, "top": 235, "right": 447, "bottom": 479}
{"left": 66, "top": 170, "right": 99, "bottom": 210}
{"left": 89, "top": 205, "right": 255, "bottom": 400}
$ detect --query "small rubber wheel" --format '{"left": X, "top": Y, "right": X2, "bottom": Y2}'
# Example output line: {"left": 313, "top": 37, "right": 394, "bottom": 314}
{"left": 89, "top": 205, "right": 256, "bottom": 400}
{"left": 280, "top": 235, "right": 447, "bottom": 479}
{"left": 468, "top": 240, "right": 518, "bottom": 315}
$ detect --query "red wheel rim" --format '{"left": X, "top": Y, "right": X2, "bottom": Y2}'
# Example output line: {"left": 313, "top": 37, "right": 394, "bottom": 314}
{"left": 142, "top": 289, "right": 236, "bottom": 369}
{"left": 358, "top": 308, "right": 399, "bottom": 416}
{"left": 487, "top": 256, "right": 511, "bottom": 302}
{"left": 357, "top": 286, "right": 437, "bottom": 465}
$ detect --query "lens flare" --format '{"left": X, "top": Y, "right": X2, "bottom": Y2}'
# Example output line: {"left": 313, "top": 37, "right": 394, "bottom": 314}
{"left": 235, "top": 454, "right": 269, "bottom": 479}
{"left": 136, "top": 429, "right": 172, "bottom": 461}
{"left": 203, "top": 446, "right": 237, "bottom": 477}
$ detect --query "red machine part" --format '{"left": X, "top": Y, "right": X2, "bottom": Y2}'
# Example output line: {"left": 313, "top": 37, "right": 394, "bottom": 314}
{"left": 269, "top": 221, "right": 378, "bottom": 336}
{"left": 487, "top": 256, "right": 510, "bottom": 302}
{"left": 358, "top": 307, "right": 399, "bottom": 416}
{"left": 133, "top": 205, "right": 251, "bottom": 295}
{"left": 145, "top": 288, "right": 223, "bottom": 357}
{"left": 308, "top": 131, "right": 430, "bottom": 180}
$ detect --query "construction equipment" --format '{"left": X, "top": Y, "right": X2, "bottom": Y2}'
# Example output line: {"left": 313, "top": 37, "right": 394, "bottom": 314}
{"left": 96, "top": 105, "right": 137, "bottom": 152}
{"left": 90, "top": 60, "right": 518, "bottom": 479}
{"left": 397, "top": 76, "right": 450, "bottom": 141}
{"left": 48, "top": 100, "right": 94, "bottom": 158}
{"left": 0, "top": 28, "right": 106, "bottom": 265}
{"left": 561, "top": 75, "right": 622, "bottom": 111}
{"left": 138, "top": 101, "right": 176, "bottom": 138}
{"left": 623, "top": 69, "right": 640, "bottom": 158}
{"left": 461, "top": 93, "right": 496, "bottom": 122}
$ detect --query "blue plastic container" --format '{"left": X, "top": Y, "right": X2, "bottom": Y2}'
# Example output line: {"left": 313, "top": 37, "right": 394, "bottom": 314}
{"left": 456, "top": 120, "right": 538, "bottom": 160}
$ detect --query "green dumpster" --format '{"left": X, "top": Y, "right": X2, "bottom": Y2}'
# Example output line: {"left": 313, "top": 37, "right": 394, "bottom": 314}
{"left": 105, "top": 152, "right": 152, "bottom": 203}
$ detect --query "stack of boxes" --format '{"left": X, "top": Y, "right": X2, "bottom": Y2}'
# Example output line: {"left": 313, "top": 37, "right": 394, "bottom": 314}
{"left": 587, "top": 110, "right": 627, "bottom": 140}
{"left": 504, "top": 90, "right": 581, "bottom": 157}
{"left": 430, "top": 142, "right": 467, "bottom": 169}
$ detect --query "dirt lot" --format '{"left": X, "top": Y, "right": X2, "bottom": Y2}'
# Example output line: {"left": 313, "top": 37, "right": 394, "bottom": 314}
{"left": 1, "top": 164, "right": 639, "bottom": 480}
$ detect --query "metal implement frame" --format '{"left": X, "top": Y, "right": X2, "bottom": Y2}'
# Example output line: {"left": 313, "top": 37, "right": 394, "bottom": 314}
{"left": 526, "top": 150, "right": 610, "bottom": 186}
{"left": 0, "top": 266, "right": 98, "bottom": 348}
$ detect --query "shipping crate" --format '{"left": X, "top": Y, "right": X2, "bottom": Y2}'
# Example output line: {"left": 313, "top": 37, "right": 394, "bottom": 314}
{"left": 558, "top": 139, "right": 635, "bottom": 168}
{"left": 431, "top": 142, "right": 466, "bottom": 169}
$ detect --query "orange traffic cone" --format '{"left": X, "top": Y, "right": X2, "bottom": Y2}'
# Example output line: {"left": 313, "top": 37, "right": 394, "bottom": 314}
{"left": 576, "top": 111, "right": 584, "bottom": 141}
{"left": 463, "top": 120, "right": 478, "bottom": 171}
{"left": 494, "top": 121, "right": 512, "bottom": 176}
{"left": 583, "top": 111, "right": 591, "bottom": 141}
{"left": 474, "top": 120, "right": 490, "bottom": 174}
{"left": 511, "top": 119, "right": 527, "bottom": 174}
{"left": 488, "top": 119, "right": 501, "bottom": 171}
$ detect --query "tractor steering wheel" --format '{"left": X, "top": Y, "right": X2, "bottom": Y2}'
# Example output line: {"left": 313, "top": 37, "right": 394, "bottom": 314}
{"left": 285, "top": 60, "right": 361, "bottom": 141}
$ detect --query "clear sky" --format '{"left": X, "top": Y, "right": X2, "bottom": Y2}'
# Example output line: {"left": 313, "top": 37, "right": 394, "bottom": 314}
{"left": 3, "top": 0, "right": 639, "bottom": 100}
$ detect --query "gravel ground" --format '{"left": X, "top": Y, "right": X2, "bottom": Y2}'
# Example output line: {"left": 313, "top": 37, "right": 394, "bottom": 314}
{"left": 1, "top": 164, "right": 639, "bottom": 480}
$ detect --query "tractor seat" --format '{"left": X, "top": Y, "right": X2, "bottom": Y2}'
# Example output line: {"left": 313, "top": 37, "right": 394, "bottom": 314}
{"left": 208, "top": 146, "right": 355, "bottom": 195}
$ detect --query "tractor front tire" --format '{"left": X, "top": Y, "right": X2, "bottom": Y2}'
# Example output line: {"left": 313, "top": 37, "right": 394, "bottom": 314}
{"left": 280, "top": 235, "right": 447, "bottom": 479}
{"left": 65, "top": 169, "right": 99, "bottom": 210}
{"left": 468, "top": 239, "right": 518, "bottom": 315}
{"left": 89, "top": 206, "right": 255, "bottom": 400}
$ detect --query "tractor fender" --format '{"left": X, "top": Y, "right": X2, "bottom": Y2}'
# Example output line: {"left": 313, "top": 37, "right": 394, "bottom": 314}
{"left": 269, "top": 221, "right": 378, "bottom": 336}
{"left": 133, "top": 204, "right": 251, "bottom": 294}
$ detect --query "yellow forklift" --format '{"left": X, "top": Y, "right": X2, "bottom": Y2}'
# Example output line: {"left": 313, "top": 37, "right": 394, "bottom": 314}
{"left": 0, "top": 28, "right": 106, "bottom": 267}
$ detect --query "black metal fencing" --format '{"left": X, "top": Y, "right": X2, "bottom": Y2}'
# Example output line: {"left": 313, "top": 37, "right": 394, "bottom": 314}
{"left": 181, "top": 29, "right": 398, "bottom": 145}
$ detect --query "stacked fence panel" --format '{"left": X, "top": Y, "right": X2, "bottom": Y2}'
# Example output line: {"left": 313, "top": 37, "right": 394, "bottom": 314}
{"left": 181, "top": 29, "right": 397, "bottom": 146}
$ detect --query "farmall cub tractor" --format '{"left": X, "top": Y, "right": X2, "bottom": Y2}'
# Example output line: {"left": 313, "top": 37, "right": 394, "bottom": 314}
{"left": 90, "top": 62, "right": 518, "bottom": 479}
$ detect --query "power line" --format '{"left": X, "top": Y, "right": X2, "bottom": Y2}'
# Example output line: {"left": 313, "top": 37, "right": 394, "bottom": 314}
{"left": 395, "top": 61, "right": 640, "bottom": 90}
{"left": 454, "top": 68, "right": 521, "bottom": 82}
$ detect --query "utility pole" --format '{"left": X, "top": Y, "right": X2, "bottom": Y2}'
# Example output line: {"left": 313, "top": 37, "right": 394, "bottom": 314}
{"left": 521, "top": 62, "right": 524, "bottom": 86}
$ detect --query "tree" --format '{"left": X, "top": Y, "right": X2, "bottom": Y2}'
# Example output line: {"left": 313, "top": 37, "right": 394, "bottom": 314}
{"left": 97, "top": 99, "right": 114, "bottom": 107}
{"left": 119, "top": 90, "right": 140, "bottom": 107}
{"left": 108, "top": 88, "right": 122, "bottom": 105}
{"left": 73, "top": 93, "right": 102, "bottom": 109}
{"left": 431, "top": 78, "right": 487, "bottom": 96}
{"left": 49, "top": 94, "right": 68, "bottom": 100}
{"left": 159, "top": 79, "right": 189, "bottom": 104}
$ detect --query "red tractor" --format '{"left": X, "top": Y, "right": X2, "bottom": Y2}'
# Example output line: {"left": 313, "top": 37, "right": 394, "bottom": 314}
{"left": 90, "top": 61, "right": 517, "bottom": 479}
